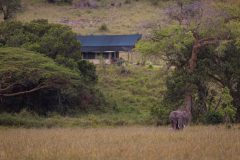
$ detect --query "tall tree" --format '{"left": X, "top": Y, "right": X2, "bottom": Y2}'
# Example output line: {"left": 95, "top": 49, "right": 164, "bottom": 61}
{"left": 167, "top": 1, "right": 226, "bottom": 117}
{"left": 0, "top": 0, "right": 21, "bottom": 20}
{"left": 0, "top": 48, "right": 105, "bottom": 114}
{"left": 137, "top": 0, "right": 240, "bottom": 122}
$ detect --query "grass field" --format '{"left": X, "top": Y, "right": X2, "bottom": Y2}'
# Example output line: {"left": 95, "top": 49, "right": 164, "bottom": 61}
{"left": 15, "top": 0, "right": 166, "bottom": 35}
{"left": 97, "top": 65, "right": 165, "bottom": 121}
{"left": 0, "top": 125, "right": 240, "bottom": 160}
{"left": 0, "top": 65, "right": 165, "bottom": 128}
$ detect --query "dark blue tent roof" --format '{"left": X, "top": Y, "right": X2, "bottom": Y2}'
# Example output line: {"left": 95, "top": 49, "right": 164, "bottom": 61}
{"left": 77, "top": 34, "right": 142, "bottom": 52}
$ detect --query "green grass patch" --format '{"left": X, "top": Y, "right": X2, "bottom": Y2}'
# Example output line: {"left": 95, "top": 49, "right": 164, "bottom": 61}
{"left": 0, "top": 65, "right": 165, "bottom": 128}
{"left": 0, "top": 112, "right": 154, "bottom": 128}
{"left": 96, "top": 65, "right": 166, "bottom": 122}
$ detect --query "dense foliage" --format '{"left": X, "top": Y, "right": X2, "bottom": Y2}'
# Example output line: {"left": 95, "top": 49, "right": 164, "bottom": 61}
{"left": 0, "top": 48, "right": 105, "bottom": 115}
{"left": 0, "top": 19, "right": 106, "bottom": 115}
{"left": 0, "top": 19, "right": 81, "bottom": 59}
{"left": 137, "top": 1, "right": 240, "bottom": 123}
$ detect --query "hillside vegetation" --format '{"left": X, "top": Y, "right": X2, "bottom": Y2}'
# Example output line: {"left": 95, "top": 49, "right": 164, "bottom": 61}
{"left": 97, "top": 65, "right": 166, "bottom": 122}
{"left": 0, "top": 65, "right": 166, "bottom": 127}
{"left": 0, "top": 0, "right": 240, "bottom": 127}
{"left": 0, "top": 47, "right": 106, "bottom": 115}
{"left": 15, "top": 0, "right": 166, "bottom": 35}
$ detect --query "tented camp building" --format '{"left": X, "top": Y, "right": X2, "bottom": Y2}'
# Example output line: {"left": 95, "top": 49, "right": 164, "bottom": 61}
{"left": 77, "top": 34, "right": 142, "bottom": 64}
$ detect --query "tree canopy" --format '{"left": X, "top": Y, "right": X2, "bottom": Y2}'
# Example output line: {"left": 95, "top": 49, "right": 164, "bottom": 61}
{"left": 0, "top": 47, "right": 105, "bottom": 115}
{"left": 0, "top": 19, "right": 81, "bottom": 59}
{"left": 137, "top": 0, "right": 240, "bottom": 123}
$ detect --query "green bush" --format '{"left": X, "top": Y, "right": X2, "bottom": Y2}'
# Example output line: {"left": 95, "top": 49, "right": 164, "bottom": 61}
{"left": 205, "top": 111, "right": 224, "bottom": 124}
{"left": 0, "top": 48, "right": 104, "bottom": 115}
{"left": 78, "top": 60, "right": 98, "bottom": 84}
{"left": 151, "top": 103, "right": 170, "bottom": 125}
{"left": 99, "top": 23, "right": 109, "bottom": 32}
{"left": 149, "top": 0, "right": 159, "bottom": 5}
{"left": 124, "top": 0, "right": 131, "bottom": 4}
{"left": 204, "top": 87, "right": 236, "bottom": 124}
{"left": 55, "top": 55, "right": 79, "bottom": 71}
{"left": 0, "top": 20, "right": 81, "bottom": 59}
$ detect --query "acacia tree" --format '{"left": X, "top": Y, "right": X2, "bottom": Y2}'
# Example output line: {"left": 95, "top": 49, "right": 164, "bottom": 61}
{"left": 0, "top": 48, "right": 80, "bottom": 113}
{"left": 0, "top": 48, "right": 105, "bottom": 115}
{"left": 137, "top": 0, "right": 240, "bottom": 122}
{"left": 0, "top": 0, "right": 21, "bottom": 20}
{"left": 165, "top": 1, "right": 229, "bottom": 117}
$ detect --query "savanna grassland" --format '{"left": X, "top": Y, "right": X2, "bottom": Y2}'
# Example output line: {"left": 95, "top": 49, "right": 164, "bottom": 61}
{"left": 0, "top": 0, "right": 170, "bottom": 126}
{"left": 0, "top": 0, "right": 240, "bottom": 159}
{"left": 0, "top": 65, "right": 164, "bottom": 127}
{"left": 0, "top": 125, "right": 240, "bottom": 160}
{"left": 15, "top": 0, "right": 166, "bottom": 35}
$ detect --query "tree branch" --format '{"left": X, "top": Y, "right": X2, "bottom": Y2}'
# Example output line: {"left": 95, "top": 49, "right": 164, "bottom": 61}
{"left": 207, "top": 73, "right": 225, "bottom": 87}
{"left": 0, "top": 83, "right": 20, "bottom": 92}
{"left": 0, "top": 85, "right": 51, "bottom": 97}
{"left": 214, "top": 97, "right": 222, "bottom": 111}
{"left": 199, "top": 37, "right": 217, "bottom": 43}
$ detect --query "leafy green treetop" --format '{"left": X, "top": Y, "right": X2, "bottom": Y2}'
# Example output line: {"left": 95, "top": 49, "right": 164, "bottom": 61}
{"left": 136, "top": 0, "right": 240, "bottom": 122}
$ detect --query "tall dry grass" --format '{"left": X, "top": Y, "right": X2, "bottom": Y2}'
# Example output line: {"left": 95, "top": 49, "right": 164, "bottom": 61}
{"left": 0, "top": 125, "right": 240, "bottom": 160}
{"left": 14, "top": 0, "right": 165, "bottom": 35}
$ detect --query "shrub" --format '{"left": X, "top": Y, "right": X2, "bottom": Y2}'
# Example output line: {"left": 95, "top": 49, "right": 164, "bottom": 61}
{"left": 99, "top": 23, "right": 109, "bottom": 32}
{"left": 0, "top": 48, "right": 104, "bottom": 115}
{"left": 205, "top": 111, "right": 224, "bottom": 124}
{"left": 0, "top": 20, "right": 81, "bottom": 59}
{"left": 55, "top": 55, "right": 79, "bottom": 71}
{"left": 124, "top": 0, "right": 131, "bottom": 4}
{"left": 151, "top": 103, "right": 171, "bottom": 125}
{"left": 205, "top": 87, "right": 236, "bottom": 124}
{"left": 78, "top": 60, "right": 98, "bottom": 84}
{"left": 149, "top": 0, "right": 159, "bottom": 5}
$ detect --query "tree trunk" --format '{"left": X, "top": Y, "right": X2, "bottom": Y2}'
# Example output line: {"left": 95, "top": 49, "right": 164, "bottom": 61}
{"left": 230, "top": 90, "right": 240, "bottom": 122}
{"left": 188, "top": 41, "right": 199, "bottom": 73}
{"left": 2, "top": 6, "right": 10, "bottom": 21}
{"left": 183, "top": 41, "right": 199, "bottom": 116}
{"left": 195, "top": 81, "right": 208, "bottom": 117}
{"left": 3, "top": 12, "right": 8, "bottom": 20}
{"left": 184, "top": 38, "right": 218, "bottom": 118}
{"left": 184, "top": 93, "right": 192, "bottom": 113}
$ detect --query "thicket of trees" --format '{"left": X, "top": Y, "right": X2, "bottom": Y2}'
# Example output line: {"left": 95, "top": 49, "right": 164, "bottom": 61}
{"left": 0, "top": 19, "right": 81, "bottom": 59}
{"left": 0, "top": 20, "right": 106, "bottom": 115}
{"left": 137, "top": 0, "right": 240, "bottom": 124}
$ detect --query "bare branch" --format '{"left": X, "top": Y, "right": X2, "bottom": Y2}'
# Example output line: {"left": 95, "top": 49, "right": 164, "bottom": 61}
{"left": 207, "top": 73, "right": 225, "bottom": 87}
{"left": 198, "top": 37, "right": 217, "bottom": 43}
{"left": 214, "top": 97, "right": 222, "bottom": 111}
{"left": 0, "top": 83, "right": 20, "bottom": 92}
{"left": 0, "top": 85, "right": 51, "bottom": 97}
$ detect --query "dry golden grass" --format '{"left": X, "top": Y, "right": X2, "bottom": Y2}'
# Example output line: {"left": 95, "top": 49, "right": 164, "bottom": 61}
{"left": 0, "top": 125, "right": 240, "bottom": 160}
{"left": 13, "top": 0, "right": 165, "bottom": 35}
